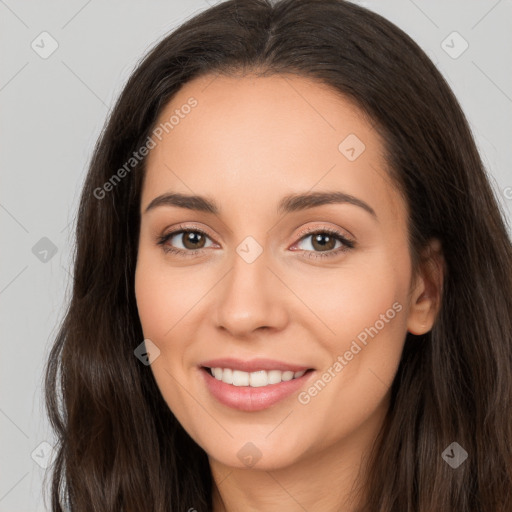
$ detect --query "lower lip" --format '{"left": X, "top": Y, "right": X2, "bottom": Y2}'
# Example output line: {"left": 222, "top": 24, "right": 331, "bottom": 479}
{"left": 199, "top": 367, "right": 315, "bottom": 412}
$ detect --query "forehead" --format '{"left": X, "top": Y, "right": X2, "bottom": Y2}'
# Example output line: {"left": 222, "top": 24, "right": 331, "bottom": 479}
{"left": 141, "top": 73, "right": 405, "bottom": 225}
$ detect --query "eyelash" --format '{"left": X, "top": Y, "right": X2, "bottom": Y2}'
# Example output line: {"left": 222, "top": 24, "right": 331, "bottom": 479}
{"left": 155, "top": 224, "right": 356, "bottom": 260}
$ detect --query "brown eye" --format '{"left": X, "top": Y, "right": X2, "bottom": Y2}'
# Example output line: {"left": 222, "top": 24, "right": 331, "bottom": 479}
{"left": 180, "top": 230, "right": 207, "bottom": 250}
{"left": 293, "top": 228, "right": 356, "bottom": 260}
{"left": 156, "top": 227, "right": 215, "bottom": 256}
{"left": 310, "top": 232, "right": 338, "bottom": 252}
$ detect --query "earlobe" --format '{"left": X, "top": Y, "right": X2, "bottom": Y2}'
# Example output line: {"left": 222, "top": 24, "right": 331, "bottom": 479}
{"left": 406, "top": 238, "right": 445, "bottom": 336}
{"left": 406, "top": 294, "right": 435, "bottom": 335}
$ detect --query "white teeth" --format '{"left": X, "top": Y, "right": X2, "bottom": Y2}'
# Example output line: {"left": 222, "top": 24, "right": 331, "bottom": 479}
{"left": 209, "top": 367, "right": 308, "bottom": 387}
{"left": 282, "top": 370, "right": 295, "bottom": 381}
{"left": 222, "top": 368, "right": 233, "bottom": 384}
{"left": 232, "top": 370, "right": 249, "bottom": 386}
{"left": 268, "top": 370, "right": 283, "bottom": 385}
{"left": 249, "top": 370, "right": 268, "bottom": 387}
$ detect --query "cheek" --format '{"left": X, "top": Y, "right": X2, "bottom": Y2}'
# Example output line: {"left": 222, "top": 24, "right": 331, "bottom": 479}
{"left": 134, "top": 249, "right": 203, "bottom": 340}
{"left": 134, "top": 254, "right": 194, "bottom": 409}
{"left": 300, "top": 246, "right": 410, "bottom": 346}
{"left": 134, "top": 265, "right": 170, "bottom": 340}
{"left": 295, "top": 251, "right": 410, "bottom": 417}
{"left": 134, "top": 256, "right": 199, "bottom": 424}
{"left": 309, "top": 273, "right": 406, "bottom": 398}
{"left": 291, "top": 298, "right": 407, "bottom": 456}
{"left": 134, "top": 252, "right": 211, "bottom": 392}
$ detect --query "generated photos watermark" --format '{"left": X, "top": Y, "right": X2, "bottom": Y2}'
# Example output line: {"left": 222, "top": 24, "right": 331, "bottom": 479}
{"left": 298, "top": 301, "right": 403, "bottom": 405}
{"left": 93, "top": 96, "right": 198, "bottom": 200}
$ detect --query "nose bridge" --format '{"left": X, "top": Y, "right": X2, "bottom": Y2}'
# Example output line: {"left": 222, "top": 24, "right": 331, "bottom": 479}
{"left": 214, "top": 235, "right": 287, "bottom": 335}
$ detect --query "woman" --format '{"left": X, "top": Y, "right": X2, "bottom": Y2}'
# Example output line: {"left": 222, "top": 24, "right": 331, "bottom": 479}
{"left": 44, "top": 0, "right": 512, "bottom": 510}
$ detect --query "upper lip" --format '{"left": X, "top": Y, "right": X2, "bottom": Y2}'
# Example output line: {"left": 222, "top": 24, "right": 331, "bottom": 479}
{"left": 199, "top": 357, "right": 313, "bottom": 373}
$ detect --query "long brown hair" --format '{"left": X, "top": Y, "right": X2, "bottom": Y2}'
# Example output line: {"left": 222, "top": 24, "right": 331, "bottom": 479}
{"left": 43, "top": 0, "right": 512, "bottom": 510}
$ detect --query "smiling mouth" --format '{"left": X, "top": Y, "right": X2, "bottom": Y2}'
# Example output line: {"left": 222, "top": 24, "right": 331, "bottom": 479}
{"left": 201, "top": 366, "right": 315, "bottom": 387}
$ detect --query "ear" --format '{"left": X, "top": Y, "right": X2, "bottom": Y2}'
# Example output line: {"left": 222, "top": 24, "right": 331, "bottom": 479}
{"left": 406, "top": 238, "right": 445, "bottom": 335}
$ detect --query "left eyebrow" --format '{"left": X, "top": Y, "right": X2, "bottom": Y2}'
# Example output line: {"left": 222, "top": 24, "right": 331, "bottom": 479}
{"left": 143, "top": 190, "right": 377, "bottom": 219}
{"left": 277, "top": 191, "right": 377, "bottom": 219}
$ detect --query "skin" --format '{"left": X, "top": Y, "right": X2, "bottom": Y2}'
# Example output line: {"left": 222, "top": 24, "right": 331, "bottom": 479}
{"left": 134, "top": 72, "right": 444, "bottom": 512}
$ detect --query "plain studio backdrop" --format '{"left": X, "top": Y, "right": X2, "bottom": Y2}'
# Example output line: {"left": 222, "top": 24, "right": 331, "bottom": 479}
{"left": 0, "top": 0, "right": 511, "bottom": 510}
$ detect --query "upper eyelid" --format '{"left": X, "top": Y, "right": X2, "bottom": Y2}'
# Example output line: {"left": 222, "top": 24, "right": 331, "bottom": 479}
{"left": 165, "top": 224, "right": 218, "bottom": 244}
{"left": 295, "top": 224, "right": 354, "bottom": 242}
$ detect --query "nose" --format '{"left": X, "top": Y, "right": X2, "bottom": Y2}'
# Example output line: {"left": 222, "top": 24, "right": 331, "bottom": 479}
{"left": 213, "top": 248, "right": 289, "bottom": 338}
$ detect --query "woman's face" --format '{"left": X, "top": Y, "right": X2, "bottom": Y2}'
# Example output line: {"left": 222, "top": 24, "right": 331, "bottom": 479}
{"left": 135, "top": 73, "right": 435, "bottom": 470}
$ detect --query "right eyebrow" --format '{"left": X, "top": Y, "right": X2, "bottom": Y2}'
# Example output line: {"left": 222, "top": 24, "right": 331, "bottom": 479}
{"left": 144, "top": 192, "right": 219, "bottom": 214}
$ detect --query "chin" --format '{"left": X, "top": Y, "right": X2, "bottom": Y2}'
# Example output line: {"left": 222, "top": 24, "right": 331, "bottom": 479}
{"left": 204, "top": 437, "right": 307, "bottom": 471}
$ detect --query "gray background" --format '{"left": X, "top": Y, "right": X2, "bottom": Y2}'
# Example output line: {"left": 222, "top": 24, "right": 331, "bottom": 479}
{"left": 1, "top": 0, "right": 511, "bottom": 510}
